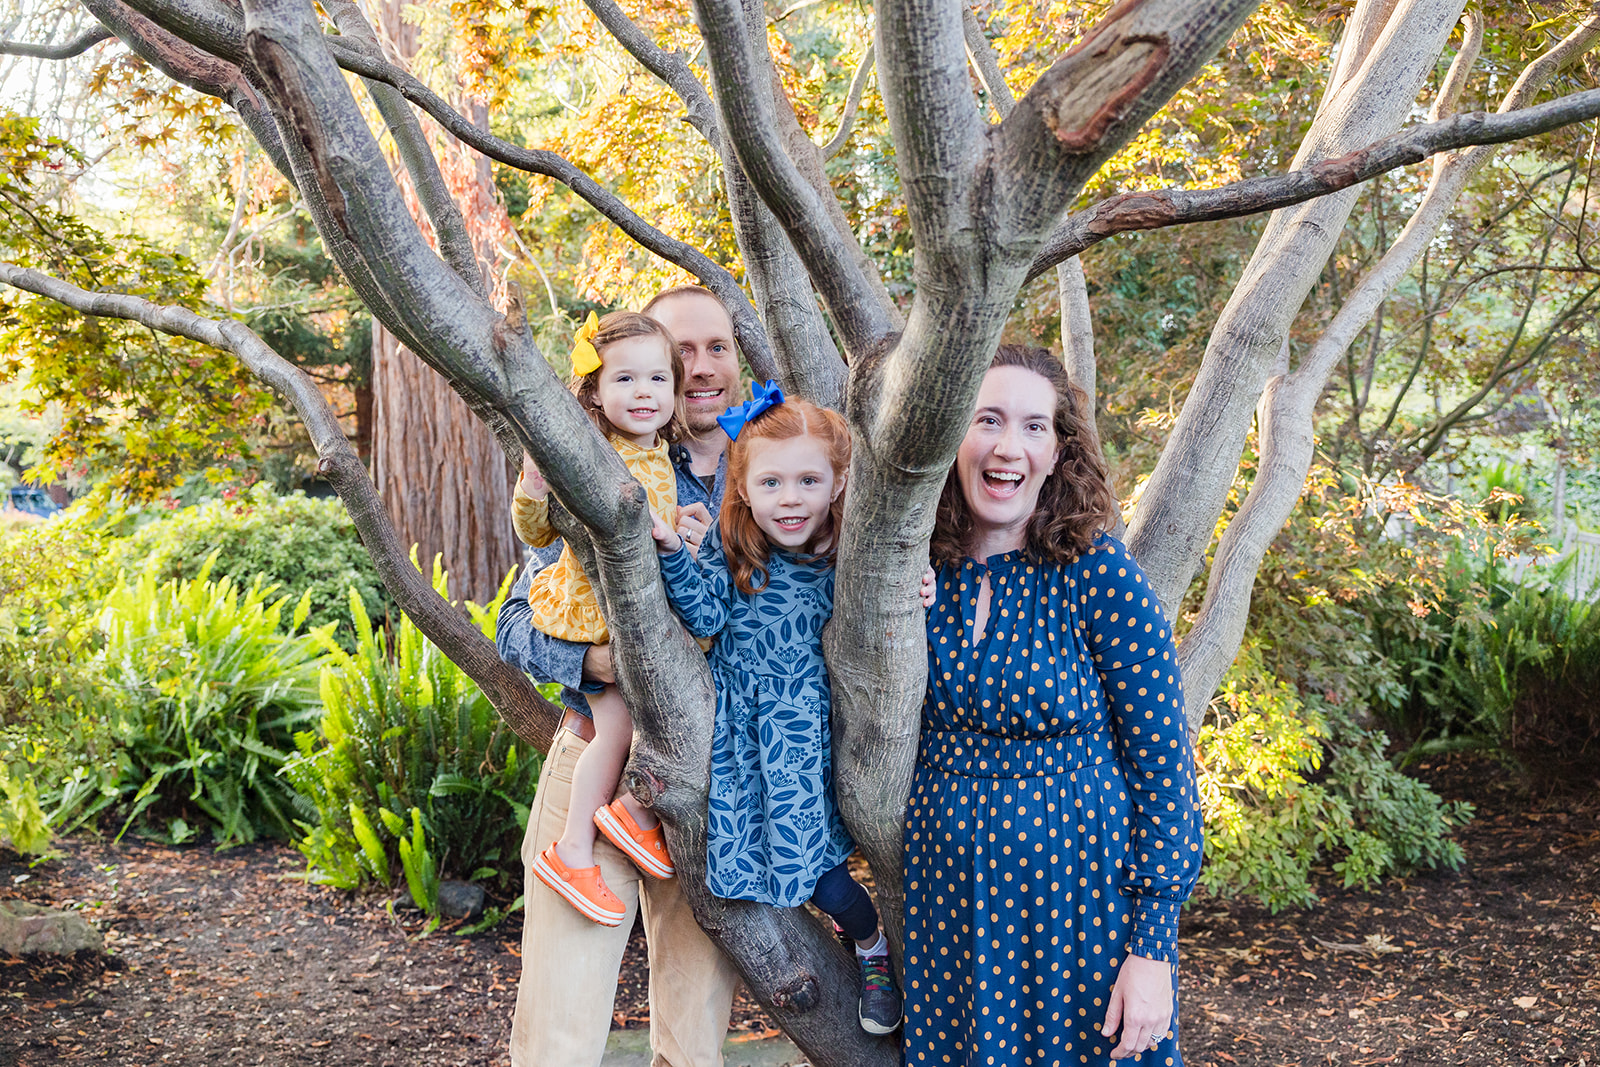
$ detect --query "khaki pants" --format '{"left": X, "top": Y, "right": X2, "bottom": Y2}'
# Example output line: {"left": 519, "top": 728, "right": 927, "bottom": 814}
{"left": 510, "top": 727, "right": 741, "bottom": 1067}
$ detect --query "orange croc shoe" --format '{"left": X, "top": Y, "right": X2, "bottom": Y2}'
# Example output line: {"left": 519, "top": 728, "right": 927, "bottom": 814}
{"left": 594, "top": 800, "right": 675, "bottom": 879}
{"left": 531, "top": 843, "right": 626, "bottom": 926}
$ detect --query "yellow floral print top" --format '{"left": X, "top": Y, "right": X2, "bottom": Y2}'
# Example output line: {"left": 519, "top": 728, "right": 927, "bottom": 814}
{"left": 514, "top": 436, "right": 678, "bottom": 645}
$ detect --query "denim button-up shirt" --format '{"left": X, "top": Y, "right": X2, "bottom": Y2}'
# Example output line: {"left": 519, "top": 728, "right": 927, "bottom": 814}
{"left": 495, "top": 443, "right": 727, "bottom": 717}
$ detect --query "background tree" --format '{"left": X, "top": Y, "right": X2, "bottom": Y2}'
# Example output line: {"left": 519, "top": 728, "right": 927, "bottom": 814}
{"left": 4, "top": 0, "right": 1600, "bottom": 1060}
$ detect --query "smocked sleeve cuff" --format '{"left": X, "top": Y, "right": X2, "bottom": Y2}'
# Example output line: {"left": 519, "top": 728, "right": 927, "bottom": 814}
{"left": 1129, "top": 894, "right": 1182, "bottom": 964}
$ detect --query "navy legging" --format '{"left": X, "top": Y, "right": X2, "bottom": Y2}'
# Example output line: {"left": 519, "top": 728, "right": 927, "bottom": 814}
{"left": 810, "top": 862, "right": 878, "bottom": 942}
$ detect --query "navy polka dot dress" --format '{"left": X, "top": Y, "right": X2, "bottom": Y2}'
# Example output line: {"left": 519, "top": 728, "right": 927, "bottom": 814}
{"left": 902, "top": 535, "right": 1202, "bottom": 1066}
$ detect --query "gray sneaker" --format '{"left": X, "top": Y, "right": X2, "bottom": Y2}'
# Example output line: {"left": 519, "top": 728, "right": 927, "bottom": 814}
{"left": 857, "top": 952, "right": 902, "bottom": 1035}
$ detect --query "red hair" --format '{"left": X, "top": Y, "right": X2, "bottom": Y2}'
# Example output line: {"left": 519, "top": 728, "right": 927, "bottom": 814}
{"left": 720, "top": 398, "right": 851, "bottom": 594}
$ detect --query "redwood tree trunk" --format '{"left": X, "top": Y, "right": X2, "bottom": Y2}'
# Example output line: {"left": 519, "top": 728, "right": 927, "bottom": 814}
{"left": 371, "top": 325, "right": 518, "bottom": 603}
{"left": 365, "top": 0, "right": 519, "bottom": 605}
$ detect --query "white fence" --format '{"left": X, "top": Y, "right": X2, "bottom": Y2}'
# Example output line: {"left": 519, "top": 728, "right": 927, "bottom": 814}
{"left": 1516, "top": 527, "right": 1600, "bottom": 602}
{"left": 1564, "top": 530, "right": 1600, "bottom": 602}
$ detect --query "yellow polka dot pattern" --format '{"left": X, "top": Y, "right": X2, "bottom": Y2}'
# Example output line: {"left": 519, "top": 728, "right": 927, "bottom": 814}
{"left": 515, "top": 436, "right": 678, "bottom": 645}
{"left": 903, "top": 536, "right": 1202, "bottom": 1066}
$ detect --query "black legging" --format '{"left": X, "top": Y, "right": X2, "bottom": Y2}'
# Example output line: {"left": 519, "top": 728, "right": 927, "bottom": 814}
{"left": 810, "top": 862, "right": 878, "bottom": 942}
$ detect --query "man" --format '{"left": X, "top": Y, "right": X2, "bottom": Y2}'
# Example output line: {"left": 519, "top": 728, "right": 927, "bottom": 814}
{"left": 499, "top": 286, "right": 746, "bottom": 1067}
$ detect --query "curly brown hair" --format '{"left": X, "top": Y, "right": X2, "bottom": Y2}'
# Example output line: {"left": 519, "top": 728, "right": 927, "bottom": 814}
{"left": 930, "top": 344, "right": 1115, "bottom": 567}
{"left": 570, "top": 311, "right": 688, "bottom": 444}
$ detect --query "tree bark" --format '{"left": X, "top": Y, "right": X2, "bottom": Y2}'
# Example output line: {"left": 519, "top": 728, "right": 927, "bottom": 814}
{"left": 370, "top": 328, "right": 519, "bottom": 605}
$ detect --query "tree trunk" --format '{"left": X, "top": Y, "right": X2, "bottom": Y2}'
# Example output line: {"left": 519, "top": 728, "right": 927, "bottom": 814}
{"left": 371, "top": 326, "right": 518, "bottom": 604}
{"left": 363, "top": 0, "right": 519, "bottom": 605}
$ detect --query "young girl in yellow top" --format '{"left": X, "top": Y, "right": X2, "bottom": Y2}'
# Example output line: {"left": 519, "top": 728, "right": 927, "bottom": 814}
{"left": 514, "top": 310, "right": 686, "bottom": 926}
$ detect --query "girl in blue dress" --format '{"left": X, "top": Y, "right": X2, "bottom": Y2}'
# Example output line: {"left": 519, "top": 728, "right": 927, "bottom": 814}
{"left": 906, "top": 345, "right": 1203, "bottom": 1065}
{"left": 650, "top": 384, "right": 902, "bottom": 1035}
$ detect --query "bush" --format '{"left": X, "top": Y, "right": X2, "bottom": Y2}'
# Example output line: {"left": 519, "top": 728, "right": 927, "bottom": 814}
{"left": 90, "top": 554, "right": 331, "bottom": 845}
{"left": 285, "top": 564, "right": 539, "bottom": 917}
{"left": 104, "top": 485, "right": 391, "bottom": 648}
{"left": 1196, "top": 643, "right": 1472, "bottom": 912}
{"left": 1388, "top": 549, "right": 1600, "bottom": 788}
{"left": 0, "top": 512, "right": 121, "bottom": 845}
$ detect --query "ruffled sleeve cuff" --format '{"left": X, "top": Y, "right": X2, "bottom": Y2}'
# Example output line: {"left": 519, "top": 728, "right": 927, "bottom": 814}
{"left": 1129, "top": 894, "right": 1183, "bottom": 964}
{"left": 511, "top": 482, "right": 555, "bottom": 548}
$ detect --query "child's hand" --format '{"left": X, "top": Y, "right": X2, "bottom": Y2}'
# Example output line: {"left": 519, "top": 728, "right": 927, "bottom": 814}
{"left": 919, "top": 566, "right": 937, "bottom": 609}
{"left": 519, "top": 455, "right": 548, "bottom": 500}
{"left": 651, "top": 511, "right": 683, "bottom": 555}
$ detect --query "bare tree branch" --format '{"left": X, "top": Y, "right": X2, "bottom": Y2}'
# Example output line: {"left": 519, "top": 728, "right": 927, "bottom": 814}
{"left": 961, "top": 5, "right": 1011, "bottom": 119}
{"left": 820, "top": 44, "right": 874, "bottom": 158}
{"left": 1025, "top": 86, "right": 1600, "bottom": 284}
{"left": 1125, "top": 0, "right": 1470, "bottom": 613}
{"left": 578, "top": 0, "right": 722, "bottom": 150}
{"left": 322, "top": 0, "right": 485, "bottom": 300}
{"left": 575, "top": 0, "right": 844, "bottom": 401}
{"left": 0, "top": 25, "right": 113, "bottom": 58}
{"left": 0, "top": 259, "right": 564, "bottom": 751}
{"left": 1174, "top": 4, "right": 1600, "bottom": 711}
{"left": 114, "top": 0, "right": 782, "bottom": 379}
{"left": 1430, "top": 8, "right": 1482, "bottom": 123}
{"left": 693, "top": 0, "right": 900, "bottom": 356}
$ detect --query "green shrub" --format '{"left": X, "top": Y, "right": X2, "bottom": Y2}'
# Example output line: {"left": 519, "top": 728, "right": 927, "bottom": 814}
{"left": 285, "top": 563, "right": 539, "bottom": 914}
{"left": 105, "top": 484, "right": 391, "bottom": 648}
{"left": 90, "top": 553, "right": 331, "bottom": 845}
{"left": 1196, "top": 644, "right": 1472, "bottom": 912}
{"left": 0, "top": 513, "right": 122, "bottom": 841}
{"left": 1390, "top": 550, "right": 1600, "bottom": 788}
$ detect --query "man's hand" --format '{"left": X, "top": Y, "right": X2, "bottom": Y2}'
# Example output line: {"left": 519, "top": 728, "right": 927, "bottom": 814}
{"left": 676, "top": 502, "right": 711, "bottom": 560}
{"left": 582, "top": 642, "right": 615, "bottom": 685}
{"left": 519, "top": 455, "right": 548, "bottom": 500}
{"left": 1102, "top": 954, "right": 1174, "bottom": 1059}
{"left": 919, "top": 566, "right": 937, "bottom": 608}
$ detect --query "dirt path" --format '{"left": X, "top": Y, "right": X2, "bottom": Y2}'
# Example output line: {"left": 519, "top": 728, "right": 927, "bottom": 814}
{"left": 2, "top": 758, "right": 1595, "bottom": 1067}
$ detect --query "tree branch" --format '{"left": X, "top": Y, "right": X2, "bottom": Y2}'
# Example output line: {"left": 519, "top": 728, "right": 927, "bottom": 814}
{"left": 961, "top": 5, "right": 1011, "bottom": 119}
{"left": 578, "top": 0, "right": 723, "bottom": 150}
{"left": 1125, "top": 0, "right": 1471, "bottom": 613}
{"left": 820, "top": 44, "right": 874, "bottom": 158}
{"left": 573, "top": 0, "right": 843, "bottom": 399}
{"left": 0, "top": 260, "right": 563, "bottom": 751}
{"left": 692, "top": 0, "right": 900, "bottom": 356}
{"left": 1173, "top": 4, "right": 1600, "bottom": 709}
{"left": 1025, "top": 86, "right": 1600, "bottom": 284}
{"left": 322, "top": 0, "right": 485, "bottom": 300}
{"left": 114, "top": 0, "right": 782, "bottom": 379}
{"left": 0, "top": 26, "right": 113, "bottom": 58}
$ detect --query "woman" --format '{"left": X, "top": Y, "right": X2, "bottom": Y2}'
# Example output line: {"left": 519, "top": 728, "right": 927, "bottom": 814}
{"left": 903, "top": 345, "right": 1203, "bottom": 1065}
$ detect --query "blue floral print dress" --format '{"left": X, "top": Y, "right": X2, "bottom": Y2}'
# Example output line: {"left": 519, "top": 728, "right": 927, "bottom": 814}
{"left": 659, "top": 527, "right": 856, "bottom": 907}
{"left": 903, "top": 535, "right": 1203, "bottom": 1066}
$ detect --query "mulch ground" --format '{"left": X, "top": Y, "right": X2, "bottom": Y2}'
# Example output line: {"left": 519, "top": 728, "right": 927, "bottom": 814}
{"left": 1, "top": 756, "right": 1595, "bottom": 1067}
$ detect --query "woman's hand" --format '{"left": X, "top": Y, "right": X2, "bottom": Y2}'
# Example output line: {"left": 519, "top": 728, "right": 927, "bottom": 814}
{"left": 519, "top": 455, "right": 548, "bottom": 500}
{"left": 918, "top": 566, "right": 937, "bottom": 608}
{"left": 1102, "top": 953, "right": 1173, "bottom": 1059}
{"left": 675, "top": 503, "right": 711, "bottom": 561}
{"left": 651, "top": 511, "right": 683, "bottom": 555}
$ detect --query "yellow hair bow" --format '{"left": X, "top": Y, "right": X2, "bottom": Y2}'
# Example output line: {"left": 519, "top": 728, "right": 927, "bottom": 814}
{"left": 570, "top": 311, "right": 601, "bottom": 376}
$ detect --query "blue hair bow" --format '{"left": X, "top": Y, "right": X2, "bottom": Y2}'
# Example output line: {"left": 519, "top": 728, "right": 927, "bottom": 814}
{"left": 717, "top": 379, "right": 785, "bottom": 441}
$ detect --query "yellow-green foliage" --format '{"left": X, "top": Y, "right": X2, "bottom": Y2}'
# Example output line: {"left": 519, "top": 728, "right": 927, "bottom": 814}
{"left": 0, "top": 765, "right": 51, "bottom": 856}
{"left": 1196, "top": 643, "right": 1471, "bottom": 912}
